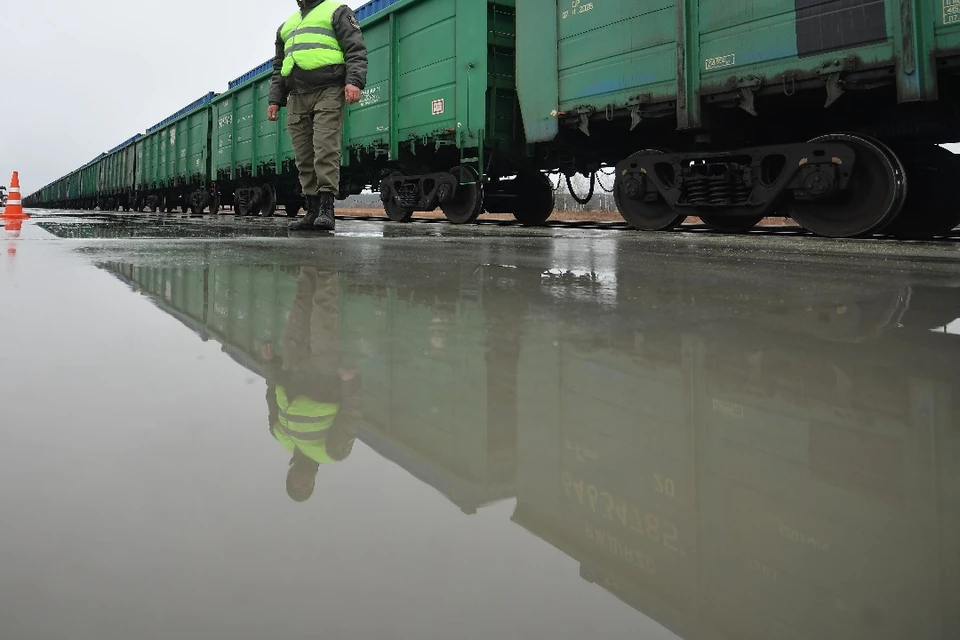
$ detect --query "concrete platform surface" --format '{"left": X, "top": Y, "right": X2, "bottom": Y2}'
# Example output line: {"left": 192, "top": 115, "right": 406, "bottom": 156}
{"left": 1, "top": 210, "right": 958, "bottom": 640}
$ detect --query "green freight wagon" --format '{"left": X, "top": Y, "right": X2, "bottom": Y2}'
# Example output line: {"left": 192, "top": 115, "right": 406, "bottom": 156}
{"left": 347, "top": 0, "right": 554, "bottom": 225}
{"left": 211, "top": 62, "right": 300, "bottom": 216}
{"left": 134, "top": 93, "right": 217, "bottom": 214}
{"left": 79, "top": 155, "right": 104, "bottom": 210}
{"left": 517, "top": 1, "right": 960, "bottom": 237}
{"left": 99, "top": 134, "right": 141, "bottom": 211}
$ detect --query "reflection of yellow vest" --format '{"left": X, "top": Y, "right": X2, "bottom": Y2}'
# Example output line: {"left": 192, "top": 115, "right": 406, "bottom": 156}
{"left": 273, "top": 385, "right": 341, "bottom": 465}
{"left": 280, "top": 2, "right": 345, "bottom": 77}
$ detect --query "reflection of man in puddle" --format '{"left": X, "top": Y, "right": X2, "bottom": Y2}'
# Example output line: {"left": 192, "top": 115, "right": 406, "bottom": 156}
{"left": 262, "top": 267, "right": 361, "bottom": 503}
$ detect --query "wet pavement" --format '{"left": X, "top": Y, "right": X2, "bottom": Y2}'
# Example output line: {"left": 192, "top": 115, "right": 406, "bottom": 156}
{"left": 2, "top": 210, "right": 959, "bottom": 640}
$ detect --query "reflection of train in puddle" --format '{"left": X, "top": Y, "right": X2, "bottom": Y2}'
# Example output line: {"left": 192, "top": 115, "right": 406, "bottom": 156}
{"left": 99, "top": 247, "right": 959, "bottom": 640}
{"left": 103, "top": 260, "right": 519, "bottom": 515}
{"left": 514, "top": 252, "right": 959, "bottom": 640}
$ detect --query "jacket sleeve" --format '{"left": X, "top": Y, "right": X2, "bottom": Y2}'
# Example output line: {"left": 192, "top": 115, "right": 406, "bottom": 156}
{"left": 326, "top": 375, "right": 362, "bottom": 461}
{"left": 333, "top": 7, "right": 368, "bottom": 90}
{"left": 268, "top": 26, "right": 288, "bottom": 106}
{"left": 264, "top": 358, "right": 284, "bottom": 438}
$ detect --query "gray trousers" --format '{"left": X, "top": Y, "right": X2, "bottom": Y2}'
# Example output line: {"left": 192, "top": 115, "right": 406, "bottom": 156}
{"left": 281, "top": 268, "right": 342, "bottom": 375}
{"left": 286, "top": 86, "right": 345, "bottom": 197}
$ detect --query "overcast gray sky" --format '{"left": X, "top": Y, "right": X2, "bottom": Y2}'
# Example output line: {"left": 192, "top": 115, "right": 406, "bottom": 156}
{"left": 1, "top": 0, "right": 365, "bottom": 195}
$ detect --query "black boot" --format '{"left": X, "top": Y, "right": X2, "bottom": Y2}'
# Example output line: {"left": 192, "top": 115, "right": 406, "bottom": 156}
{"left": 289, "top": 195, "right": 320, "bottom": 231}
{"left": 314, "top": 192, "right": 336, "bottom": 231}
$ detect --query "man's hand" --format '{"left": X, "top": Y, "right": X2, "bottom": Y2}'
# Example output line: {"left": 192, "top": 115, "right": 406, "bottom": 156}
{"left": 345, "top": 84, "right": 361, "bottom": 105}
{"left": 267, "top": 104, "right": 280, "bottom": 121}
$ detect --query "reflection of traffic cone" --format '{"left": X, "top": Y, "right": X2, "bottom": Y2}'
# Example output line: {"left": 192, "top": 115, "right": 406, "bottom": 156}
{"left": 2, "top": 172, "right": 28, "bottom": 219}
{"left": 5, "top": 216, "right": 24, "bottom": 237}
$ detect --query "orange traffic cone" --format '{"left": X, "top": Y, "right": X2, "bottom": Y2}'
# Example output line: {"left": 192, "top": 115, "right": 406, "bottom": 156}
{"left": 2, "top": 171, "right": 28, "bottom": 219}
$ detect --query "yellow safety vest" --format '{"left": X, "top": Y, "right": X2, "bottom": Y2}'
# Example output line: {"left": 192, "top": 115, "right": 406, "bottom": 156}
{"left": 273, "top": 385, "right": 341, "bottom": 465}
{"left": 280, "top": 1, "right": 345, "bottom": 77}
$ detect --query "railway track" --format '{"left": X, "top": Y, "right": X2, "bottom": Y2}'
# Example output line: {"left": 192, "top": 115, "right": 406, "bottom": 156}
{"left": 32, "top": 210, "right": 960, "bottom": 243}
{"left": 334, "top": 213, "right": 960, "bottom": 241}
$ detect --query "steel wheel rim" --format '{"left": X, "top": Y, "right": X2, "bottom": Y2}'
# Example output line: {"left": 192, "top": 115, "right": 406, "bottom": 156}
{"left": 512, "top": 172, "right": 555, "bottom": 226}
{"left": 259, "top": 184, "right": 277, "bottom": 217}
{"left": 383, "top": 172, "right": 413, "bottom": 222}
{"left": 440, "top": 165, "right": 483, "bottom": 224}
{"left": 614, "top": 150, "right": 686, "bottom": 231}
{"left": 787, "top": 134, "right": 905, "bottom": 238}
{"left": 885, "top": 144, "right": 960, "bottom": 238}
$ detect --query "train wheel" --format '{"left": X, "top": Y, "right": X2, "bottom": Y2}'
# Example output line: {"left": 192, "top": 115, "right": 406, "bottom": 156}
{"left": 785, "top": 133, "right": 905, "bottom": 238}
{"left": 512, "top": 172, "right": 555, "bottom": 226}
{"left": 884, "top": 144, "right": 960, "bottom": 238}
{"left": 189, "top": 190, "right": 210, "bottom": 216}
{"left": 384, "top": 198, "right": 413, "bottom": 222}
{"left": 259, "top": 183, "right": 277, "bottom": 217}
{"left": 614, "top": 150, "right": 686, "bottom": 231}
{"left": 383, "top": 172, "right": 413, "bottom": 222}
{"left": 236, "top": 194, "right": 259, "bottom": 217}
{"left": 700, "top": 214, "right": 765, "bottom": 233}
{"left": 441, "top": 165, "right": 484, "bottom": 224}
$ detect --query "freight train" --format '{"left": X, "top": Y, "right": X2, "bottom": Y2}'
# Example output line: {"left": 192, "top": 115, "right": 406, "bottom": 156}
{"left": 24, "top": 0, "right": 960, "bottom": 238}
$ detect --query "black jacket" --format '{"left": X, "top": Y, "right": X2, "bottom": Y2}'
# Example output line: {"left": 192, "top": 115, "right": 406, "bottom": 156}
{"left": 268, "top": 0, "right": 368, "bottom": 106}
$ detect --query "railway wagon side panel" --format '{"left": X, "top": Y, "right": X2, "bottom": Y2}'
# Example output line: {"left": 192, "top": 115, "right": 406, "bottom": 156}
{"left": 155, "top": 109, "right": 212, "bottom": 187}
{"left": 135, "top": 133, "right": 160, "bottom": 190}
{"left": 516, "top": 0, "right": 944, "bottom": 141}
{"left": 936, "top": 0, "right": 960, "bottom": 52}
{"left": 101, "top": 135, "right": 141, "bottom": 200}
{"left": 343, "top": 19, "right": 390, "bottom": 150}
{"left": 212, "top": 75, "right": 295, "bottom": 180}
{"left": 215, "top": 85, "right": 254, "bottom": 178}
{"left": 66, "top": 171, "right": 80, "bottom": 202}
{"left": 100, "top": 151, "right": 117, "bottom": 198}
{"left": 343, "top": 0, "right": 504, "bottom": 158}
{"left": 184, "top": 107, "right": 212, "bottom": 184}
{"left": 80, "top": 156, "right": 103, "bottom": 202}
{"left": 105, "top": 144, "right": 137, "bottom": 199}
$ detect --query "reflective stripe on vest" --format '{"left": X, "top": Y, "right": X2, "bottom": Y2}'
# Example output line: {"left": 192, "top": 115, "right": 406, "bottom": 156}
{"left": 273, "top": 422, "right": 338, "bottom": 465}
{"left": 280, "top": 2, "right": 345, "bottom": 77}
{"left": 276, "top": 385, "right": 339, "bottom": 437}
{"left": 274, "top": 386, "right": 341, "bottom": 464}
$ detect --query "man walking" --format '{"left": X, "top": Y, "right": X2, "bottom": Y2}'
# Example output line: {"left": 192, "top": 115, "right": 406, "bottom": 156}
{"left": 268, "top": 0, "right": 367, "bottom": 232}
